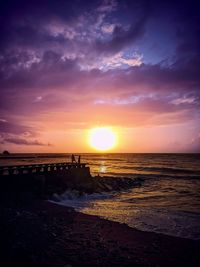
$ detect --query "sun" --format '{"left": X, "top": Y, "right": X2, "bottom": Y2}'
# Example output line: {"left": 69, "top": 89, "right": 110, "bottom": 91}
{"left": 89, "top": 127, "right": 117, "bottom": 151}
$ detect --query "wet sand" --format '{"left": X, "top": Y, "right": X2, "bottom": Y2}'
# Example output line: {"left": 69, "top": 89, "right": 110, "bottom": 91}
{"left": 1, "top": 200, "right": 199, "bottom": 267}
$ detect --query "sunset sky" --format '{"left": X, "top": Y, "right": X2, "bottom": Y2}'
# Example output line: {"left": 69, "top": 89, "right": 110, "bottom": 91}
{"left": 0, "top": 0, "right": 200, "bottom": 153}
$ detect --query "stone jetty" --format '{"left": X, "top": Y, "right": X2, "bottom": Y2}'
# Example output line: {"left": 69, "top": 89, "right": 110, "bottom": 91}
{"left": 0, "top": 162, "right": 142, "bottom": 198}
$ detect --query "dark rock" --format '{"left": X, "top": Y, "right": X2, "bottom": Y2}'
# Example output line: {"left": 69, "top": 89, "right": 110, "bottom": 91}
{"left": 2, "top": 150, "right": 10, "bottom": 155}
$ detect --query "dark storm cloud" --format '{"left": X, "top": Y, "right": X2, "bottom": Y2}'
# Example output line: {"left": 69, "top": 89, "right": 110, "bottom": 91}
{"left": 0, "top": 0, "right": 151, "bottom": 54}
{"left": 0, "top": 0, "right": 199, "bottom": 55}
{"left": 94, "top": 0, "right": 152, "bottom": 54}
{"left": 0, "top": 50, "right": 78, "bottom": 91}
{"left": 0, "top": 0, "right": 99, "bottom": 49}
{"left": 95, "top": 18, "right": 147, "bottom": 54}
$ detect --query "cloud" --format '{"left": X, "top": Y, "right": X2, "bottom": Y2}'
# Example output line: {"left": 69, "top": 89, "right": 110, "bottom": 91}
{"left": 171, "top": 96, "right": 198, "bottom": 105}
{"left": 0, "top": 120, "right": 35, "bottom": 136}
{"left": 80, "top": 51, "right": 143, "bottom": 70}
{"left": 101, "top": 24, "right": 116, "bottom": 34}
{"left": 95, "top": 19, "right": 147, "bottom": 54}
{"left": 97, "top": 0, "right": 118, "bottom": 13}
{"left": 0, "top": 119, "right": 53, "bottom": 148}
{"left": 3, "top": 137, "right": 52, "bottom": 146}
{"left": 0, "top": 52, "right": 200, "bottom": 129}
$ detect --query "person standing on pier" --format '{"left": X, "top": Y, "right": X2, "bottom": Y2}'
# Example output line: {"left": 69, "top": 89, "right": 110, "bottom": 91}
{"left": 71, "top": 154, "right": 76, "bottom": 163}
{"left": 78, "top": 155, "right": 81, "bottom": 164}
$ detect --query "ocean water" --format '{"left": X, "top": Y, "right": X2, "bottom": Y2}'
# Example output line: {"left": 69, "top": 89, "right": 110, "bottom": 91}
{"left": 1, "top": 153, "right": 200, "bottom": 240}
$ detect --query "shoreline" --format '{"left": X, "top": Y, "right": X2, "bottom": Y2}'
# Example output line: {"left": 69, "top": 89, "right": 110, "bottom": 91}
{"left": 49, "top": 198, "right": 200, "bottom": 241}
{"left": 1, "top": 200, "right": 199, "bottom": 266}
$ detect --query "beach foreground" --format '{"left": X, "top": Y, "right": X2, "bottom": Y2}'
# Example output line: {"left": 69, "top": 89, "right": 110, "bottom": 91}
{"left": 1, "top": 200, "right": 199, "bottom": 267}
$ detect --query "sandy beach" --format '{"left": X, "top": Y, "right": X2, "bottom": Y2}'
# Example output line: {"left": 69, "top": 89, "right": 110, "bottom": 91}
{"left": 1, "top": 199, "right": 199, "bottom": 267}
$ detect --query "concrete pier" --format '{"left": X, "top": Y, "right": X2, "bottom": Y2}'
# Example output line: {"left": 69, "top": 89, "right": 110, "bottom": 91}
{"left": 0, "top": 162, "right": 143, "bottom": 199}
{"left": 0, "top": 163, "right": 87, "bottom": 176}
{"left": 0, "top": 162, "right": 92, "bottom": 196}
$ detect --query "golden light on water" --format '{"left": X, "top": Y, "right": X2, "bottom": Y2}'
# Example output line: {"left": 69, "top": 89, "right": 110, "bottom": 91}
{"left": 89, "top": 127, "right": 118, "bottom": 151}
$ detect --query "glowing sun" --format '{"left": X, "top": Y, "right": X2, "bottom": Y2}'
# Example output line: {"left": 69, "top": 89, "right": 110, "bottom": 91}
{"left": 89, "top": 127, "right": 117, "bottom": 151}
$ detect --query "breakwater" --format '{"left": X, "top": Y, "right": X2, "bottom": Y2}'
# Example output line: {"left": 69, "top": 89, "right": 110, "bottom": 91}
{"left": 0, "top": 162, "right": 86, "bottom": 176}
{"left": 0, "top": 162, "right": 92, "bottom": 196}
{"left": 0, "top": 162, "right": 142, "bottom": 199}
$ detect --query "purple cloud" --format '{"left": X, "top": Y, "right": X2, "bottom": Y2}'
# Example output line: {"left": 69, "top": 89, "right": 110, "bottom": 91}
{"left": 0, "top": 120, "right": 35, "bottom": 136}
{"left": 95, "top": 16, "right": 148, "bottom": 54}
{"left": 2, "top": 137, "right": 52, "bottom": 146}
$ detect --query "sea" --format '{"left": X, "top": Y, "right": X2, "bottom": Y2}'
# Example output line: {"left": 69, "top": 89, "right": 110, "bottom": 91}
{"left": 1, "top": 153, "right": 200, "bottom": 240}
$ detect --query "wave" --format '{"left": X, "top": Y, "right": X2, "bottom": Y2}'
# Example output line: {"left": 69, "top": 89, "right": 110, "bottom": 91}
{"left": 94, "top": 172, "right": 200, "bottom": 181}
{"left": 141, "top": 173, "right": 200, "bottom": 180}
{"left": 51, "top": 189, "right": 115, "bottom": 202}
{"left": 121, "top": 165, "right": 200, "bottom": 174}
{"left": 49, "top": 190, "right": 117, "bottom": 210}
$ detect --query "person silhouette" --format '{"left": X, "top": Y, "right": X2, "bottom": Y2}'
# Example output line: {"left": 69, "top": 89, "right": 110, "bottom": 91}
{"left": 78, "top": 155, "right": 81, "bottom": 164}
{"left": 71, "top": 154, "right": 76, "bottom": 163}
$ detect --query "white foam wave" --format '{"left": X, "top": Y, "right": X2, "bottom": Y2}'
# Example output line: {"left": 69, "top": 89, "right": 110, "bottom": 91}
{"left": 49, "top": 189, "right": 116, "bottom": 209}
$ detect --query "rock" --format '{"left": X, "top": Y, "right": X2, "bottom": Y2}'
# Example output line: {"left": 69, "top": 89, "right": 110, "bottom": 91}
{"left": 2, "top": 150, "right": 10, "bottom": 155}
